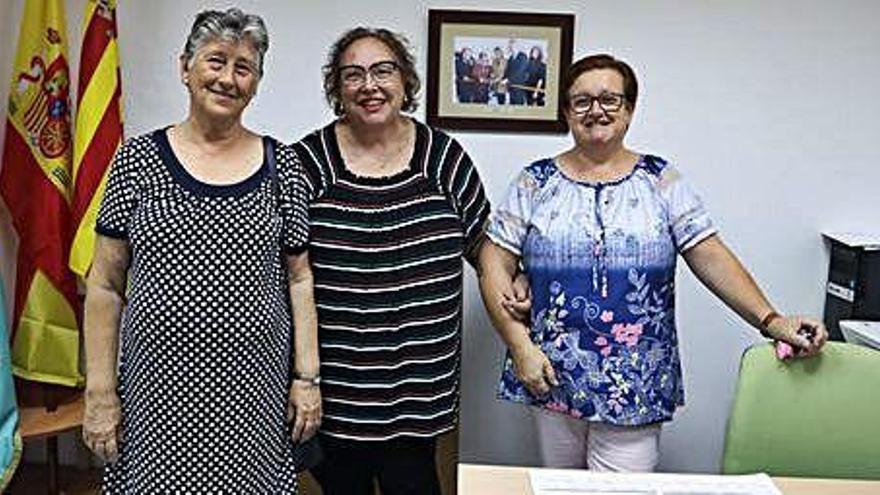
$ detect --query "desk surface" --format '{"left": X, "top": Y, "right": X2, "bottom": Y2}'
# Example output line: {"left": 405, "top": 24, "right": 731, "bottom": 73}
{"left": 458, "top": 463, "right": 880, "bottom": 495}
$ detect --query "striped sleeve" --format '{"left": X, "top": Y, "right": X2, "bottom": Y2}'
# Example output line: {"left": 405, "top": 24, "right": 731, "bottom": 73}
{"left": 291, "top": 130, "right": 333, "bottom": 203}
{"left": 435, "top": 135, "right": 490, "bottom": 264}
{"left": 276, "top": 143, "right": 310, "bottom": 254}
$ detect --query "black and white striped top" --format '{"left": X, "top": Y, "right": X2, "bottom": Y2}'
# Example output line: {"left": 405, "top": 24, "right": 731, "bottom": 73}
{"left": 293, "top": 120, "right": 489, "bottom": 441}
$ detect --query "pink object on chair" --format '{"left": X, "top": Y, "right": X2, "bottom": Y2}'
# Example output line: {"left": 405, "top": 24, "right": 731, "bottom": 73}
{"left": 775, "top": 341, "right": 795, "bottom": 360}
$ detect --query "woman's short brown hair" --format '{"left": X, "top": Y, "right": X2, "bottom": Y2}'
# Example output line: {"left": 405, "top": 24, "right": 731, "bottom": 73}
{"left": 322, "top": 27, "right": 420, "bottom": 116}
{"left": 561, "top": 54, "right": 638, "bottom": 112}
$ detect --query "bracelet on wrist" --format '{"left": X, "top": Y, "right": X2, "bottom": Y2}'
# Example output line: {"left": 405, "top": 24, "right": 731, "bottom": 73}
{"left": 760, "top": 310, "right": 782, "bottom": 337}
{"left": 293, "top": 371, "right": 321, "bottom": 386}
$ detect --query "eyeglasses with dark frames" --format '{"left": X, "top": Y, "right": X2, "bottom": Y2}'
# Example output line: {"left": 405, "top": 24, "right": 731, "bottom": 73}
{"left": 338, "top": 60, "right": 400, "bottom": 87}
{"left": 569, "top": 92, "right": 626, "bottom": 115}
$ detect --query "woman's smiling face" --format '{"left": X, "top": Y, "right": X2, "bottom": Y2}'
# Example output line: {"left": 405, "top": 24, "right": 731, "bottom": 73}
{"left": 565, "top": 68, "right": 633, "bottom": 150}
{"left": 182, "top": 38, "right": 261, "bottom": 120}
{"left": 337, "top": 37, "right": 405, "bottom": 127}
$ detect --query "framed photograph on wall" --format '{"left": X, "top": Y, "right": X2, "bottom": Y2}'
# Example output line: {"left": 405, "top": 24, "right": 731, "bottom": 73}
{"left": 426, "top": 10, "right": 574, "bottom": 133}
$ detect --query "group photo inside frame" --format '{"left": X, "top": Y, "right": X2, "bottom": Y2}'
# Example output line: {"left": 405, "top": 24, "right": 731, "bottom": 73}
{"left": 427, "top": 10, "right": 574, "bottom": 133}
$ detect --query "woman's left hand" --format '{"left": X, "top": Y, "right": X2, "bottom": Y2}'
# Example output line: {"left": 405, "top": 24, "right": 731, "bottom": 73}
{"left": 288, "top": 381, "right": 322, "bottom": 442}
{"left": 765, "top": 315, "right": 829, "bottom": 358}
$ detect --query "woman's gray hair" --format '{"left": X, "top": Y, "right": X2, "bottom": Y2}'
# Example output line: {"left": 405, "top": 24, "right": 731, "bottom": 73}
{"left": 182, "top": 8, "right": 269, "bottom": 76}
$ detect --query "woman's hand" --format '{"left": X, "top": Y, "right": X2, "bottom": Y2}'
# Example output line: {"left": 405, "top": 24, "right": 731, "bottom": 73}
{"left": 765, "top": 315, "right": 829, "bottom": 358}
{"left": 83, "top": 389, "right": 121, "bottom": 462}
{"left": 511, "top": 343, "right": 559, "bottom": 396}
{"left": 501, "top": 272, "right": 532, "bottom": 323}
{"left": 478, "top": 242, "right": 553, "bottom": 394}
{"left": 288, "top": 381, "right": 322, "bottom": 443}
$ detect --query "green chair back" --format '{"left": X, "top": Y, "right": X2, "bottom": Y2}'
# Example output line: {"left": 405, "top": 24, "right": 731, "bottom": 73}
{"left": 722, "top": 342, "right": 880, "bottom": 479}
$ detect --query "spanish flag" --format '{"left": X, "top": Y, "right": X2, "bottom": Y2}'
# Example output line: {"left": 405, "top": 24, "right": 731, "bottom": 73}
{"left": 69, "top": 0, "right": 124, "bottom": 277}
{"left": 0, "top": 0, "right": 83, "bottom": 387}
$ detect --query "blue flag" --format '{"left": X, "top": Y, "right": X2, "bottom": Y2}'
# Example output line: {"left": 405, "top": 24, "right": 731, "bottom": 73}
{"left": 1, "top": 280, "right": 21, "bottom": 489}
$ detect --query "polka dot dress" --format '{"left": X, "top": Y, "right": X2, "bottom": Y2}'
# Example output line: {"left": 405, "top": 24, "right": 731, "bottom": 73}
{"left": 95, "top": 128, "right": 309, "bottom": 493}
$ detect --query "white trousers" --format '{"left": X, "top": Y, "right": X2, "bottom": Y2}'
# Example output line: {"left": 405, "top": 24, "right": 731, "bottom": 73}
{"left": 531, "top": 407, "right": 661, "bottom": 472}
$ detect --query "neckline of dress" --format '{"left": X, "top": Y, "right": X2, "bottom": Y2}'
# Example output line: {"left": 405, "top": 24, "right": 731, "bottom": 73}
{"left": 325, "top": 118, "right": 425, "bottom": 186}
{"left": 155, "top": 126, "right": 270, "bottom": 197}
{"left": 553, "top": 154, "right": 646, "bottom": 188}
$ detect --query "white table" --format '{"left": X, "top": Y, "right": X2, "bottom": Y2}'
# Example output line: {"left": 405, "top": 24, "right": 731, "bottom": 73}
{"left": 458, "top": 463, "right": 880, "bottom": 495}
{"left": 840, "top": 320, "right": 880, "bottom": 349}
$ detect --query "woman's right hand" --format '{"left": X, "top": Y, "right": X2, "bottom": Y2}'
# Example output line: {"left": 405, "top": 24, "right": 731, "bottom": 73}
{"left": 501, "top": 271, "right": 532, "bottom": 323}
{"left": 83, "top": 389, "right": 121, "bottom": 462}
{"left": 288, "top": 380, "right": 322, "bottom": 443}
{"left": 511, "top": 343, "right": 558, "bottom": 396}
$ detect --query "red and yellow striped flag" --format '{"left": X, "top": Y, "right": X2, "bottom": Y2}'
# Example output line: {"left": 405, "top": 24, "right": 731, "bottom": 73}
{"left": 69, "top": 0, "right": 124, "bottom": 277}
{"left": 0, "top": 0, "right": 83, "bottom": 387}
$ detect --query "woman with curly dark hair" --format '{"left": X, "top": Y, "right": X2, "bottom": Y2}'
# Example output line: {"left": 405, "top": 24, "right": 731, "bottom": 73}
{"left": 293, "top": 27, "right": 491, "bottom": 494}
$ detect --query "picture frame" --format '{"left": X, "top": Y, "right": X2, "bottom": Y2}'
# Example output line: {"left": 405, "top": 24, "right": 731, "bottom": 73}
{"left": 426, "top": 9, "right": 574, "bottom": 133}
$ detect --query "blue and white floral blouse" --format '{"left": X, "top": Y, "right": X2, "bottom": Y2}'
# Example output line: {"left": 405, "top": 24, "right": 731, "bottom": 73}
{"left": 487, "top": 155, "right": 716, "bottom": 426}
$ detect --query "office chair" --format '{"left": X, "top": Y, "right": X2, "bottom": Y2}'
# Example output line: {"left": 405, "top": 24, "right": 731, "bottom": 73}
{"left": 722, "top": 342, "right": 880, "bottom": 479}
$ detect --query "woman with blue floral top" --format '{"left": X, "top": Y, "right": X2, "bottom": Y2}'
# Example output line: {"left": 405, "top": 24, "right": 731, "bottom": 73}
{"left": 478, "top": 54, "right": 828, "bottom": 472}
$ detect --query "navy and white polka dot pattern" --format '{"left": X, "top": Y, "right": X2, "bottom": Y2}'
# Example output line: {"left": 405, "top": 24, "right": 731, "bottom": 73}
{"left": 95, "top": 128, "right": 308, "bottom": 493}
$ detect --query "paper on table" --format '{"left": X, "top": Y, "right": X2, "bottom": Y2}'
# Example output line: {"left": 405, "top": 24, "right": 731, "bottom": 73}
{"left": 528, "top": 468, "right": 782, "bottom": 495}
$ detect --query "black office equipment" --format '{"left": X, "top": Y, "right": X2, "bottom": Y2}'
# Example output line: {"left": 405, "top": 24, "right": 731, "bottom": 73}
{"left": 823, "top": 233, "right": 880, "bottom": 341}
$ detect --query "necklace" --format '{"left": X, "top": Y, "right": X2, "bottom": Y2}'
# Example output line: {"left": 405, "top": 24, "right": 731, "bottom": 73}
{"left": 339, "top": 122, "right": 414, "bottom": 177}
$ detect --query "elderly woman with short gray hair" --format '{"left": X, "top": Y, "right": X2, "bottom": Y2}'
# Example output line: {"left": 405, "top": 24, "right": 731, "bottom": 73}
{"left": 82, "top": 8, "right": 319, "bottom": 492}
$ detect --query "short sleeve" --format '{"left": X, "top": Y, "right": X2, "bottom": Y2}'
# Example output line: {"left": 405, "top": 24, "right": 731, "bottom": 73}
{"left": 659, "top": 166, "right": 716, "bottom": 252}
{"left": 95, "top": 139, "right": 141, "bottom": 239}
{"left": 276, "top": 143, "right": 310, "bottom": 254}
{"left": 291, "top": 129, "right": 332, "bottom": 204}
{"left": 440, "top": 141, "right": 490, "bottom": 263}
{"left": 486, "top": 169, "right": 538, "bottom": 257}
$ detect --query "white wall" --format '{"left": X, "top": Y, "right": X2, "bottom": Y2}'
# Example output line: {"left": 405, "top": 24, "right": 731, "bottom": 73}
{"left": 2, "top": 0, "right": 879, "bottom": 473}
